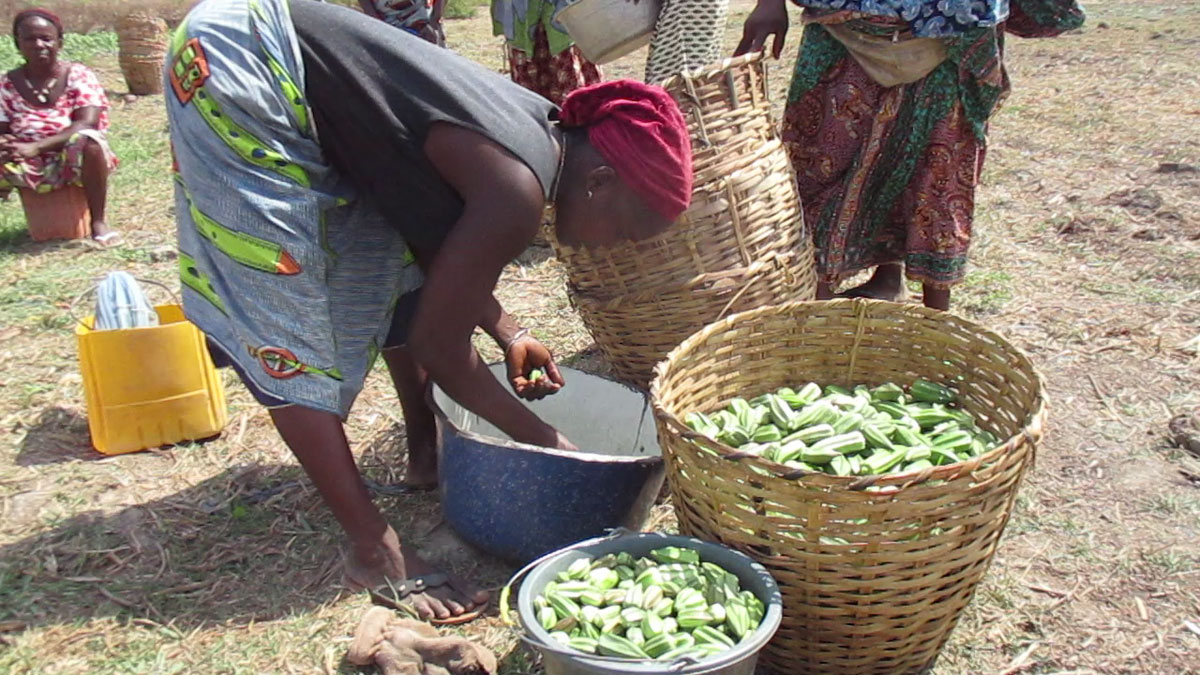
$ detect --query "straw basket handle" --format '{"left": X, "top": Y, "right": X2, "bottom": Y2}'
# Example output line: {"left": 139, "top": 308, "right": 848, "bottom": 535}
{"left": 67, "top": 277, "right": 179, "bottom": 331}
{"left": 715, "top": 255, "right": 794, "bottom": 321}
{"left": 673, "top": 52, "right": 773, "bottom": 150}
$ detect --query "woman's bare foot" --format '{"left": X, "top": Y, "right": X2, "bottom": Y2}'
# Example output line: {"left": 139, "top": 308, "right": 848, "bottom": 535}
{"left": 344, "top": 525, "right": 488, "bottom": 621}
{"left": 838, "top": 263, "right": 905, "bottom": 301}
{"left": 90, "top": 221, "right": 121, "bottom": 247}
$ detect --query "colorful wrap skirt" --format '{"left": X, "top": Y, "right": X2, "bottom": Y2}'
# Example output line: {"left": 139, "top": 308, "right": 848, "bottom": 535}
{"left": 164, "top": 0, "right": 423, "bottom": 417}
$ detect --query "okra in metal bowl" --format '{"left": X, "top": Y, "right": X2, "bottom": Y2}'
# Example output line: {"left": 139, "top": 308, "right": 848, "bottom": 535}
{"left": 514, "top": 531, "right": 782, "bottom": 674}
{"left": 534, "top": 546, "right": 766, "bottom": 661}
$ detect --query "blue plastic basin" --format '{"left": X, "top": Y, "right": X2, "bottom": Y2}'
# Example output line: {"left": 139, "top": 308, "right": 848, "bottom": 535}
{"left": 429, "top": 364, "right": 665, "bottom": 564}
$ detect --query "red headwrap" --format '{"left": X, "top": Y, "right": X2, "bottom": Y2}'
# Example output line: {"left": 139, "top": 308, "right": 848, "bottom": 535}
{"left": 12, "top": 8, "right": 63, "bottom": 40}
{"left": 559, "top": 80, "right": 693, "bottom": 222}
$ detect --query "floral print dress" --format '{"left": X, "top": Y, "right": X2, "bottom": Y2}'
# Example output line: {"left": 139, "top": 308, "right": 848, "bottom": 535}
{"left": 0, "top": 62, "right": 118, "bottom": 193}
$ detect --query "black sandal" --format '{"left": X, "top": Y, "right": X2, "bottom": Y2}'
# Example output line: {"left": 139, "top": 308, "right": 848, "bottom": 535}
{"left": 366, "top": 573, "right": 485, "bottom": 626}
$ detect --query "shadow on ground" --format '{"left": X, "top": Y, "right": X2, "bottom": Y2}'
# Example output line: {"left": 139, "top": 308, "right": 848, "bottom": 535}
{"left": 0, "top": 458, "right": 515, "bottom": 636}
{"left": 15, "top": 407, "right": 97, "bottom": 467}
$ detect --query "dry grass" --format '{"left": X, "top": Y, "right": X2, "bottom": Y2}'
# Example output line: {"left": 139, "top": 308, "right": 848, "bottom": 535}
{"left": 1, "top": 0, "right": 1199, "bottom": 673}
{"left": 0, "top": 0, "right": 196, "bottom": 31}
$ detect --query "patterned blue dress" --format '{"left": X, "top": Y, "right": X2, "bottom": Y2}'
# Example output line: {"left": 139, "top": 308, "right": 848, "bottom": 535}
{"left": 792, "top": 0, "right": 1010, "bottom": 37}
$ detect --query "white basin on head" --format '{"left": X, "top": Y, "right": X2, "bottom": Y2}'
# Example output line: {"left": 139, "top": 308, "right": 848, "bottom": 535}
{"left": 554, "top": 0, "right": 664, "bottom": 65}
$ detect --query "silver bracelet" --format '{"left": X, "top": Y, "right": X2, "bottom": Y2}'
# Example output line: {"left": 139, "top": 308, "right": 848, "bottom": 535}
{"left": 504, "top": 328, "right": 532, "bottom": 356}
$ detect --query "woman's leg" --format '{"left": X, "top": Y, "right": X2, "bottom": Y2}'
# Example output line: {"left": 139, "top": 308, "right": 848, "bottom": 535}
{"left": 269, "top": 405, "right": 486, "bottom": 618}
{"left": 839, "top": 263, "right": 905, "bottom": 301}
{"left": 922, "top": 284, "right": 951, "bottom": 311}
{"left": 382, "top": 346, "right": 439, "bottom": 487}
{"left": 80, "top": 137, "right": 113, "bottom": 240}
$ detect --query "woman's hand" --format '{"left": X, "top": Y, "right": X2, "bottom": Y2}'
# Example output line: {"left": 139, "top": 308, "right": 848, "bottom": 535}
{"left": 506, "top": 335, "right": 565, "bottom": 401}
{"left": 552, "top": 429, "right": 580, "bottom": 451}
{"left": 417, "top": 22, "right": 445, "bottom": 47}
{"left": 735, "top": 0, "right": 790, "bottom": 59}
{"left": 10, "top": 141, "right": 40, "bottom": 159}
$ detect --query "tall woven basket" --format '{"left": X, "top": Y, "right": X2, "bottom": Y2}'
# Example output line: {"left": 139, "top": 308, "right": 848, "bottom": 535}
{"left": 650, "top": 299, "right": 1047, "bottom": 674}
{"left": 551, "top": 53, "right": 815, "bottom": 388}
{"left": 117, "top": 12, "right": 168, "bottom": 95}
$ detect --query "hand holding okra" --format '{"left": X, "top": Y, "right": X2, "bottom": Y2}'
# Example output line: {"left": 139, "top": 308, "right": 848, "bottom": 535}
{"left": 504, "top": 333, "right": 565, "bottom": 401}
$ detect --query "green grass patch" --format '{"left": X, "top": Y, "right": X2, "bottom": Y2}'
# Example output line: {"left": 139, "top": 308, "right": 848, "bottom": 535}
{"left": 956, "top": 268, "right": 1014, "bottom": 316}
{"left": 0, "top": 32, "right": 118, "bottom": 71}
{"left": 1144, "top": 549, "right": 1198, "bottom": 575}
{"left": 443, "top": 0, "right": 488, "bottom": 20}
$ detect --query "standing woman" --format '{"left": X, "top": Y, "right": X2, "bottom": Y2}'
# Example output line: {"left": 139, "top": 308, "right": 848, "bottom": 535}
{"left": 737, "top": 0, "right": 1084, "bottom": 309}
{"left": 0, "top": 8, "right": 119, "bottom": 246}
{"left": 492, "top": 0, "right": 601, "bottom": 105}
{"left": 166, "top": 0, "right": 691, "bottom": 622}
{"left": 644, "top": 0, "right": 731, "bottom": 84}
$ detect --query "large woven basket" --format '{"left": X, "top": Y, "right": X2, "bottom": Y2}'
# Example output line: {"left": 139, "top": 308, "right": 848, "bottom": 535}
{"left": 650, "top": 299, "right": 1047, "bottom": 674}
{"left": 551, "top": 54, "right": 814, "bottom": 388}
{"left": 117, "top": 13, "right": 168, "bottom": 95}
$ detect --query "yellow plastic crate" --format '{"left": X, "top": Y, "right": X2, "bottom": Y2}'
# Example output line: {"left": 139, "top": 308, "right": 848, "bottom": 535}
{"left": 75, "top": 304, "right": 228, "bottom": 455}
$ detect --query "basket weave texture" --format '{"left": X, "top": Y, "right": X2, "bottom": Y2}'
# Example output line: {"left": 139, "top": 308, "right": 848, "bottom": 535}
{"left": 551, "top": 53, "right": 815, "bottom": 388}
{"left": 117, "top": 13, "right": 168, "bottom": 95}
{"left": 650, "top": 299, "right": 1047, "bottom": 674}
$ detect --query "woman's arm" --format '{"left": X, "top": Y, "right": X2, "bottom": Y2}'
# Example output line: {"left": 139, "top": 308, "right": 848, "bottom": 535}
{"left": 412, "top": 236, "right": 564, "bottom": 400}
{"left": 479, "top": 294, "right": 565, "bottom": 399}
{"left": 17, "top": 106, "right": 99, "bottom": 156}
{"left": 479, "top": 294, "right": 521, "bottom": 348}
{"left": 0, "top": 121, "right": 12, "bottom": 162}
{"left": 407, "top": 121, "right": 570, "bottom": 449}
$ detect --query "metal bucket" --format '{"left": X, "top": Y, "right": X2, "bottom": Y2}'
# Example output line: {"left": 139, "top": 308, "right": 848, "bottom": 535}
{"left": 511, "top": 531, "right": 784, "bottom": 675}
{"left": 430, "top": 365, "right": 664, "bottom": 564}
{"left": 554, "top": 0, "right": 663, "bottom": 65}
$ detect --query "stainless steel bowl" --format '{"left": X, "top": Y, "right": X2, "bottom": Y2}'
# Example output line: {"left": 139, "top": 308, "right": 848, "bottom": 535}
{"left": 554, "top": 0, "right": 663, "bottom": 65}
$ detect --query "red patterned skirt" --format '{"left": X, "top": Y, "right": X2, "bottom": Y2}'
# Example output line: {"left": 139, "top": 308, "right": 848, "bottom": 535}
{"left": 783, "top": 21, "right": 1007, "bottom": 289}
{"left": 507, "top": 24, "right": 602, "bottom": 106}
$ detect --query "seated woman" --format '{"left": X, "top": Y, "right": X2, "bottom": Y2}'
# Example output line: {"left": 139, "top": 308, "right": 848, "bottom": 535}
{"left": 0, "top": 8, "right": 119, "bottom": 246}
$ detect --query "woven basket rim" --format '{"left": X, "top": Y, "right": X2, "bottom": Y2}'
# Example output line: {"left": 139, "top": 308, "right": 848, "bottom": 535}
{"left": 648, "top": 298, "right": 1048, "bottom": 492}
{"left": 660, "top": 51, "right": 766, "bottom": 91}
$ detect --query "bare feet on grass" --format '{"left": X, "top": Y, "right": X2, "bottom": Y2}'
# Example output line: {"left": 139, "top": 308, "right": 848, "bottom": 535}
{"left": 345, "top": 525, "right": 489, "bottom": 622}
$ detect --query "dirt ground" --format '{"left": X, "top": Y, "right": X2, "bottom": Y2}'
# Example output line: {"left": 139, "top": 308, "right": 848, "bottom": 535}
{"left": 1, "top": 0, "right": 1198, "bottom": 673}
